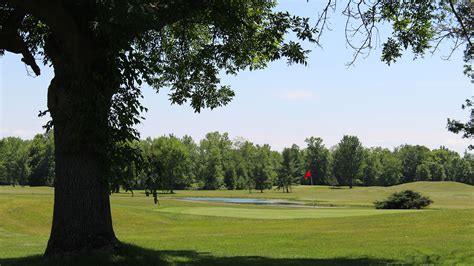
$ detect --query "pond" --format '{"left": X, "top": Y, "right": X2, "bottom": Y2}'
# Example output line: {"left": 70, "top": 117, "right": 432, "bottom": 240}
{"left": 181, "top": 197, "right": 303, "bottom": 206}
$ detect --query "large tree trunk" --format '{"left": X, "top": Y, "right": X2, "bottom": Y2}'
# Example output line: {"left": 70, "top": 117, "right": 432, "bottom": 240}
{"left": 44, "top": 35, "right": 119, "bottom": 256}
{"left": 45, "top": 142, "right": 118, "bottom": 255}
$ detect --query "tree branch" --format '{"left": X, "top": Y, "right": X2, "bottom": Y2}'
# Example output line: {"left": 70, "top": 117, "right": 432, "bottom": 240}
{"left": 448, "top": 0, "right": 472, "bottom": 47}
{"left": 3, "top": 0, "right": 82, "bottom": 58}
{"left": 0, "top": 7, "right": 40, "bottom": 75}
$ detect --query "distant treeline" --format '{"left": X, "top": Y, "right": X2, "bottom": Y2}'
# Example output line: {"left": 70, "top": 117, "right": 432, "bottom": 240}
{"left": 0, "top": 132, "right": 473, "bottom": 193}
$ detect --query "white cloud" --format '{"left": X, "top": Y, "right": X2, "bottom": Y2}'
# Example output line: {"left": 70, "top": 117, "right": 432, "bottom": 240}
{"left": 278, "top": 90, "right": 316, "bottom": 101}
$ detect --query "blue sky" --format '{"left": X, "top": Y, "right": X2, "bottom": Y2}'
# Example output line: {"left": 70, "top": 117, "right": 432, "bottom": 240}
{"left": 0, "top": 1, "right": 472, "bottom": 154}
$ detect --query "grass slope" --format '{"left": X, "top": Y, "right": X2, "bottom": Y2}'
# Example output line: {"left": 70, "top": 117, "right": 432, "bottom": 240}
{"left": 0, "top": 182, "right": 473, "bottom": 265}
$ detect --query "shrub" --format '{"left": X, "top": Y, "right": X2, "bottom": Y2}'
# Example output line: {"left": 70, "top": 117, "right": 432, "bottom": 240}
{"left": 374, "top": 190, "right": 433, "bottom": 209}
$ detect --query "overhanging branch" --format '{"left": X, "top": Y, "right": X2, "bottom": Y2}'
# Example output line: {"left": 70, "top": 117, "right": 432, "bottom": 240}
{"left": 0, "top": 6, "right": 40, "bottom": 75}
{"left": 0, "top": 33, "right": 41, "bottom": 75}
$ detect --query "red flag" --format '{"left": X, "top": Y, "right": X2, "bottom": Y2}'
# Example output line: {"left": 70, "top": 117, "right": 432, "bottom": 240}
{"left": 304, "top": 169, "right": 312, "bottom": 180}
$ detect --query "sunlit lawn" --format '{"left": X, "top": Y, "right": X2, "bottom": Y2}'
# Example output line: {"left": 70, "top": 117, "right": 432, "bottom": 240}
{"left": 0, "top": 182, "right": 473, "bottom": 265}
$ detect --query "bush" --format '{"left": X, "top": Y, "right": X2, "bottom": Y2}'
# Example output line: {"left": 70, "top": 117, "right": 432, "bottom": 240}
{"left": 374, "top": 190, "right": 433, "bottom": 209}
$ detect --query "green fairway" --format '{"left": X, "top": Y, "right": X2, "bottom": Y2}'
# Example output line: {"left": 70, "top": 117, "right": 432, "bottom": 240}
{"left": 162, "top": 181, "right": 474, "bottom": 209}
{"left": 155, "top": 206, "right": 420, "bottom": 219}
{"left": 1, "top": 182, "right": 473, "bottom": 265}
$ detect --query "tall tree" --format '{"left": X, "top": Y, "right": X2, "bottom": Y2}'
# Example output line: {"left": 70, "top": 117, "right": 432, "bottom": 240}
{"left": 428, "top": 161, "right": 447, "bottom": 181}
{"left": 361, "top": 148, "right": 383, "bottom": 186}
{"left": 181, "top": 135, "right": 199, "bottom": 189}
{"left": 223, "top": 150, "right": 239, "bottom": 190}
{"left": 241, "top": 140, "right": 258, "bottom": 192}
{"left": 396, "top": 145, "right": 431, "bottom": 183}
{"left": 304, "top": 137, "right": 330, "bottom": 185}
{"left": 199, "top": 132, "right": 233, "bottom": 190}
{"left": 378, "top": 150, "right": 403, "bottom": 186}
{"left": 450, "top": 157, "right": 473, "bottom": 184}
{"left": 150, "top": 136, "right": 190, "bottom": 193}
{"left": 430, "top": 147, "right": 460, "bottom": 180}
{"left": 332, "top": 135, "right": 364, "bottom": 188}
{"left": 0, "top": 137, "right": 30, "bottom": 186}
{"left": 415, "top": 162, "right": 432, "bottom": 181}
{"left": 253, "top": 144, "right": 275, "bottom": 193}
{"left": 277, "top": 144, "right": 302, "bottom": 193}
{"left": 27, "top": 132, "right": 55, "bottom": 186}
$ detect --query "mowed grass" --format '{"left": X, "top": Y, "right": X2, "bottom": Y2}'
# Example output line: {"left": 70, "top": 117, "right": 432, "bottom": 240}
{"left": 0, "top": 182, "right": 473, "bottom": 265}
{"left": 161, "top": 181, "right": 474, "bottom": 209}
{"left": 155, "top": 206, "right": 421, "bottom": 219}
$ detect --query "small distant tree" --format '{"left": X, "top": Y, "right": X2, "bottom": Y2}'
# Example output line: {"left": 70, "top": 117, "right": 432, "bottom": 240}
{"left": 361, "top": 148, "right": 383, "bottom": 186}
{"left": 378, "top": 151, "right": 403, "bottom": 187}
{"left": 332, "top": 135, "right": 364, "bottom": 188}
{"left": 0, "top": 137, "right": 30, "bottom": 186}
{"left": 415, "top": 162, "right": 431, "bottom": 181}
{"left": 395, "top": 145, "right": 431, "bottom": 183}
{"left": 304, "top": 137, "right": 330, "bottom": 185}
{"left": 28, "top": 132, "right": 55, "bottom": 186}
{"left": 277, "top": 144, "right": 302, "bottom": 193}
{"left": 223, "top": 155, "right": 238, "bottom": 190}
{"left": 150, "top": 136, "right": 190, "bottom": 193}
{"left": 451, "top": 157, "right": 473, "bottom": 184}
{"left": 235, "top": 140, "right": 256, "bottom": 191}
{"left": 428, "top": 161, "right": 447, "bottom": 181}
{"left": 430, "top": 147, "right": 460, "bottom": 180}
{"left": 253, "top": 145, "right": 275, "bottom": 193}
{"left": 181, "top": 135, "right": 199, "bottom": 188}
{"left": 199, "top": 132, "right": 232, "bottom": 190}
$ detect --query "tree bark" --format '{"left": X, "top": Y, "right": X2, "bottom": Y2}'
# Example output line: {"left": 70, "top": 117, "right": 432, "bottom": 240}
{"left": 43, "top": 35, "right": 119, "bottom": 256}
{"left": 45, "top": 147, "right": 118, "bottom": 256}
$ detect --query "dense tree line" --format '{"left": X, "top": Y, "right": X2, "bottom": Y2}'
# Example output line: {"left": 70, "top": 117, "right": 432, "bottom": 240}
{"left": 1, "top": 132, "right": 473, "bottom": 190}
{"left": 0, "top": 132, "right": 55, "bottom": 187}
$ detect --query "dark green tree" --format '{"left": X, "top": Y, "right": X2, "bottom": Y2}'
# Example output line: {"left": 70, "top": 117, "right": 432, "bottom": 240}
{"left": 429, "top": 147, "right": 460, "bottom": 180}
{"left": 332, "top": 135, "right": 364, "bottom": 188}
{"left": 253, "top": 144, "right": 275, "bottom": 193}
{"left": 450, "top": 157, "right": 472, "bottom": 184}
{"left": 462, "top": 153, "right": 474, "bottom": 184}
{"left": 277, "top": 144, "right": 302, "bottom": 193}
{"left": 415, "top": 162, "right": 432, "bottom": 181}
{"left": 428, "top": 161, "right": 447, "bottom": 181}
{"left": 395, "top": 145, "right": 431, "bottom": 183}
{"left": 199, "top": 132, "right": 233, "bottom": 190}
{"left": 361, "top": 148, "right": 383, "bottom": 186}
{"left": 223, "top": 150, "right": 239, "bottom": 190}
{"left": 150, "top": 136, "right": 191, "bottom": 193}
{"left": 181, "top": 135, "right": 199, "bottom": 189}
{"left": 27, "top": 132, "right": 55, "bottom": 186}
{"left": 378, "top": 150, "right": 403, "bottom": 186}
{"left": 0, "top": 137, "right": 30, "bottom": 186}
{"left": 235, "top": 140, "right": 257, "bottom": 192}
{"left": 304, "top": 137, "right": 330, "bottom": 185}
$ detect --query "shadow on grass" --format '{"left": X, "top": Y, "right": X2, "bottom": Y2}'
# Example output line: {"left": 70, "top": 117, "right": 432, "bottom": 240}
{"left": 0, "top": 243, "right": 402, "bottom": 266}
